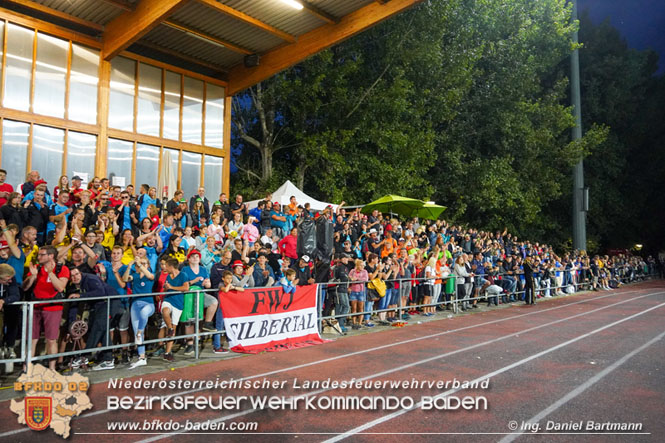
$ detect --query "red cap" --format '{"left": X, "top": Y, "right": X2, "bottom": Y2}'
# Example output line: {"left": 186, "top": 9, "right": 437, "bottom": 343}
{"left": 273, "top": 201, "right": 280, "bottom": 206}
{"left": 34, "top": 179, "right": 47, "bottom": 187}
{"left": 232, "top": 260, "right": 244, "bottom": 268}
{"left": 187, "top": 249, "right": 201, "bottom": 259}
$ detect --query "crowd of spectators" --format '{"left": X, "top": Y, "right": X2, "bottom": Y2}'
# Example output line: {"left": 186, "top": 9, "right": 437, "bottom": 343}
{"left": 0, "top": 169, "right": 660, "bottom": 373}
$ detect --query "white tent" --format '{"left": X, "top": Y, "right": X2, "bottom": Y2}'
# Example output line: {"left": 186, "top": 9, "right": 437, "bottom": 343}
{"left": 247, "top": 180, "right": 338, "bottom": 212}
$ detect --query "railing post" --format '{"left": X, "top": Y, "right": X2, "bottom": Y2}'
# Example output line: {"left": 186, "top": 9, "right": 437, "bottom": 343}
{"left": 453, "top": 279, "right": 458, "bottom": 314}
{"left": 25, "top": 303, "right": 34, "bottom": 373}
{"left": 20, "top": 302, "right": 28, "bottom": 362}
{"left": 317, "top": 284, "right": 323, "bottom": 333}
{"left": 195, "top": 290, "right": 200, "bottom": 359}
{"left": 106, "top": 298, "right": 110, "bottom": 349}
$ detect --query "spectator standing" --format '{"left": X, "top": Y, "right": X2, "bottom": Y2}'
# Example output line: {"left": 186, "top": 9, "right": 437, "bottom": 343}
{"left": 0, "top": 169, "right": 15, "bottom": 206}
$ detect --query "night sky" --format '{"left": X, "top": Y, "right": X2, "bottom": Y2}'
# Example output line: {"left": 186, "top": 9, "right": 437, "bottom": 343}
{"left": 578, "top": 0, "right": 665, "bottom": 74}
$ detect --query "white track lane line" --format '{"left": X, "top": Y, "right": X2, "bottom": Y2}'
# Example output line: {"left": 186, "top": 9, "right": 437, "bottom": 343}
{"left": 0, "top": 287, "right": 656, "bottom": 439}
{"left": 322, "top": 300, "right": 665, "bottom": 442}
{"left": 499, "top": 329, "right": 665, "bottom": 443}
{"left": 135, "top": 290, "right": 665, "bottom": 442}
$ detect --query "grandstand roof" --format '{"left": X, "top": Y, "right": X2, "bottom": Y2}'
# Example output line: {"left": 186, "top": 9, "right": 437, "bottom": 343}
{"left": 4, "top": 0, "right": 423, "bottom": 94}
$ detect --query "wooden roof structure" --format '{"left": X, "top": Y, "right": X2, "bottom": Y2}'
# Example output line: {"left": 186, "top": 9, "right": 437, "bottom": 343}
{"left": 2, "top": 0, "right": 423, "bottom": 94}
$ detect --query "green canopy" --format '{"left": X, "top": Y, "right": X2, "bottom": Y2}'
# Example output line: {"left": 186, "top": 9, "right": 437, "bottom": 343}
{"left": 361, "top": 195, "right": 425, "bottom": 218}
{"left": 409, "top": 202, "right": 446, "bottom": 220}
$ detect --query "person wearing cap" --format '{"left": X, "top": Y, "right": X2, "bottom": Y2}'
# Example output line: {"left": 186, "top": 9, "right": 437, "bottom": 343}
{"left": 270, "top": 202, "right": 287, "bottom": 238}
{"left": 231, "top": 260, "right": 254, "bottom": 288}
{"left": 367, "top": 228, "right": 381, "bottom": 256}
{"left": 295, "top": 255, "right": 315, "bottom": 285}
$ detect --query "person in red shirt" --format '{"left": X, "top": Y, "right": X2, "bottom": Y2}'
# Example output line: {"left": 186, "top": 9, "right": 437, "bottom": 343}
{"left": 68, "top": 175, "right": 84, "bottom": 206}
{"left": 278, "top": 227, "right": 298, "bottom": 262}
{"left": 0, "top": 169, "right": 14, "bottom": 207}
{"left": 22, "top": 245, "right": 69, "bottom": 370}
{"left": 109, "top": 185, "right": 123, "bottom": 207}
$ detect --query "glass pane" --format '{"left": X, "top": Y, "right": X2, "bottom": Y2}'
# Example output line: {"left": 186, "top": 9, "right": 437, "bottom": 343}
{"left": 33, "top": 32, "right": 67, "bottom": 118}
{"left": 159, "top": 148, "right": 179, "bottom": 200}
{"left": 163, "top": 71, "right": 180, "bottom": 141}
{"left": 182, "top": 77, "right": 203, "bottom": 145}
{"left": 69, "top": 44, "right": 99, "bottom": 124}
{"left": 137, "top": 63, "right": 161, "bottom": 136}
{"left": 67, "top": 131, "right": 96, "bottom": 185}
{"left": 32, "top": 125, "right": 64, "bottom": 188}
{"left": 181, "top": 151, "right": 201, "bottom": 199}
{"left": 3, "top": 24, "right": 33, "bottom": 112}
{"left": 108, "top": 57, "right": 135, "bottom": 131}
{"left": 0, "top": 22, "right": 4, "bottom": 101}
{"left": 1, "top": 120, "right": 29, "bottom": 188}
{"left": 205, "top": 83, "right": 224, "bottom": 148}
{"left": 107, "top": 139, "right": 133, "bottom": 187}
{"left": 204, "top": 155, "right": 223, "bottom": 202}
{"left": 135, "top": 143, "right": 159, "bottom": 191}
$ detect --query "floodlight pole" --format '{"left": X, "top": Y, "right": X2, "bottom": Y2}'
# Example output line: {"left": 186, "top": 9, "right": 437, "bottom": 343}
{"left": 571, "top": 0, "right": 586, "bottom": 251}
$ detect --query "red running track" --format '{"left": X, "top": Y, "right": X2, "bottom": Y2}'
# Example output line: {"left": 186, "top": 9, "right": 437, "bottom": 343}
{"left": 1, "top": 280, "right": 663, "bottom": 442}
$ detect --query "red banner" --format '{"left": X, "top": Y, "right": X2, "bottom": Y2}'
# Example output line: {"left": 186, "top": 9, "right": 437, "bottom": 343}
{"left": 219, "top": 285, "right": 327, "bottom": 354}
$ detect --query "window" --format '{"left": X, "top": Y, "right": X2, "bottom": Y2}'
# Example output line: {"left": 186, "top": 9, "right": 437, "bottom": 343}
{"left": 163, "top": 71, "right": 181, "bottom": 141}
{"left": 107, "top": 139, "right": 133, "bottom": 186}
{"left": 109, "top": 57, "right": 135, "bottom": 131}
{"left": 182, "top": 77, "right": 203, "bottom": 145}
{"left": 67, "top": 131, "right": 96, "bottom": 183}
{"left": 3, "top": 24, "right": 33, "bottom": 112}
{"left": 135, "top": 143, "right": 159, "bottom": 190}
{"left": 32, "top": 125, "right": 64, "bottom": 187}
{"left": 33, "top": 32, "right": 68, "bottom": 118}
{"left": 204, "top": 155, "right": 223, "bottom": 201}
{"left": 1, "top": 120, "right": 30, "bottom": 188}
{"left": 181, "top": 151, "right": 201, "bottom": 199}
{"left": 160, "top": 148, "right": 179, "bottom": 199}
{"left": 205, "top": 83, "right": 224, "bottom": 148}
{"left": 137, "top": 63, "right": 161, "bottom": 136}
{"left": 69, "top": 44, "right": 99, "bottom": 124}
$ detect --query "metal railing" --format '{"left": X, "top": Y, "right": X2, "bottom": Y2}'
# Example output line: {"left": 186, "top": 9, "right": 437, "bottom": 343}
{"left": 0, "top": 264, "right": 658, "bottom": 371}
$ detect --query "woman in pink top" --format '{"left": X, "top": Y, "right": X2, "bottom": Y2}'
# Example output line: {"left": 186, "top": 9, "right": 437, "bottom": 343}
{"left": 348, "top": 259, "right": 370, "bottom": 327}
{"left": 241, "top": 216, "right": 260, "bottom": 246}
{"left": 207, "top": 213, "right": 225, "bottom": 244}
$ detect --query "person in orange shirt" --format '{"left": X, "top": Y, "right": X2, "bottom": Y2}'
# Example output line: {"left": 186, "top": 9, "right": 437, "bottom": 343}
{"left": 287, "top": 195, "right": 298, "bottom": 217}
{"left": 380, "top": 229, "right": 397, "bottom": 259}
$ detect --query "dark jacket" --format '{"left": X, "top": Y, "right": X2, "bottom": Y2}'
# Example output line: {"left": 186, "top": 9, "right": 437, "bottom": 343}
{"left": 210, "top": 262, "right": 232, "bottom": 289}
{"left": 0, "top": 205, "right": 23, "bottom": 230}
{"left": 78, "top": 273, "right": 118, "bottom": 309}
{"left": 22, "top": 201, "right": 49, "bottom": 234}
{"left": 0, "top": 277, "right": 20, "bottom": 305}
{"left": 332, "top": 263, "right": 350, "bottom": 293}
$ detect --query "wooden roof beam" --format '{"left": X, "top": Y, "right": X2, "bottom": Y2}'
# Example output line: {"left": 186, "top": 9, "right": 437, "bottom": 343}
{"left": 195, "top": 0, "right": 296, "bottom": 43}
{"left": 102, "top": 0, "right": 189, "bottom": 60}
{"left": 227, "top": 0, "right": 422, "bottom": 95}
{"left": 301, "top": 1, "right": 337, "bottom": 25}
{"left": 99, "top": 0, "right": 135, "bottom": 12}
{"left": 162, "top": 20, "right": 253, "bottom": 55}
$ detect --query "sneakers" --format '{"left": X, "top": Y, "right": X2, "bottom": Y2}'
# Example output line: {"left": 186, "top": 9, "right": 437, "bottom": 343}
{"left": 163, "top": 352, "right": 175, "bottom": 362}
{"left": 71, "top": 357, "right": 88, "bottom": 369}
{"left": 129, "top": 357, "right": 147, "bottom": 370}
{"left": 365, "top": 322, "right": 376, "bottom": 328}
{"left": 352, "top": 324, "right": 361, "bottom": 330}
{"left": 213, "top": 347, "right": 229, "bottom": 354}
{"left": 92, "top": 360, "right": 115, "bottom": 371}
{"left": 183, "top": 345, "right": 195, "bottom": 356}
{"left": 152, "top": 346, "right": 165, "bottom": 357}
{"left": 201, "top": 322, "right": 216, "bottom": 332}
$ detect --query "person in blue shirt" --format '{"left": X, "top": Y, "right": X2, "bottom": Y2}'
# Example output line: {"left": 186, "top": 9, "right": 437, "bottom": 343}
{"left": 125, "top": 256, "right": 155, "bottom": 369}
{"left": 270, "top": 203, "right": 287, "bottom": 238}
{"left": 160, "top": 257, "right": 189, "bottom": 362}
{"left": 47, "top": 190, "right": 72, "bottom": 236}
